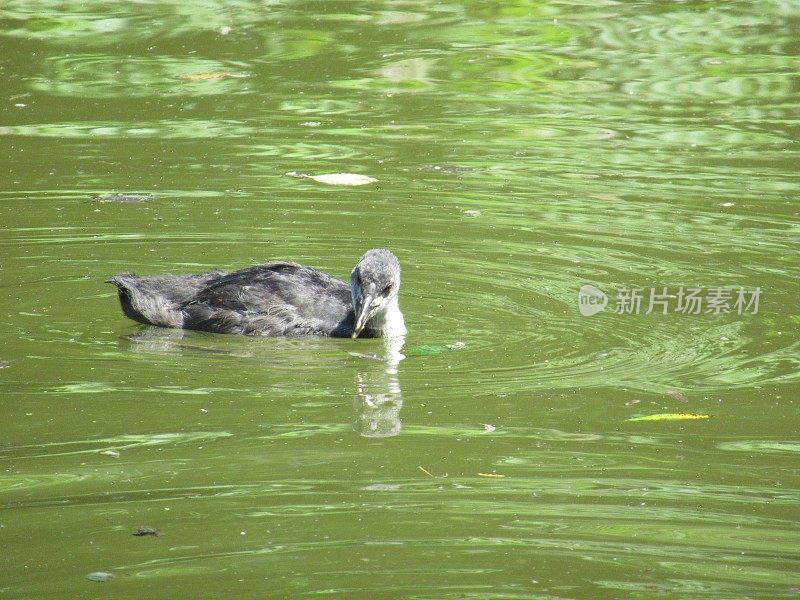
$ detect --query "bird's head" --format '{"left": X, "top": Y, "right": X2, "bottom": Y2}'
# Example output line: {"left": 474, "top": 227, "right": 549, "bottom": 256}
{"left": 350, "top": 249, "right": 401, "bottom": 339}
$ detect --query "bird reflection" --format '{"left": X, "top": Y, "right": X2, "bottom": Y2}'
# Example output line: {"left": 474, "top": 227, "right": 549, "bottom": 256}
{"left": 352, "top": 335, "right": 405, "bottom": 438}
{"left": 116, "top": 328, "right": 406, "bottom": 437}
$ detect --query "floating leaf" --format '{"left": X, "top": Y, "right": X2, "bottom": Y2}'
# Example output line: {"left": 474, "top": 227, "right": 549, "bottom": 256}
{"left": 133, "top": 526, "right": 162, "bottom": 537}
{"left": 666, "top": 388, "right": 689, "bottom": 402}
{"left": 627, "top": 413, "right": 711, "bottom": 422}
{"left": 407, "top": 341, "right": 465, "bottom": 356}
{"left": 285, "top": 171, "right": 378, "bottom": 186}
{"left": 178, "top": 72, "right": 247, "bottom": 80}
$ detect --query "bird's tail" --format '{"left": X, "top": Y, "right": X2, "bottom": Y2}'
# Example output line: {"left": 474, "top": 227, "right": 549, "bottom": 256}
{"left": 106, "top": 274, "right": 185, "bottom": 328}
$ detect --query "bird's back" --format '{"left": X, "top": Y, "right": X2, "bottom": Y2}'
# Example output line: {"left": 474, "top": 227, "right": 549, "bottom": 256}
{"left": 181, "top": 262, "right": 355, "bottom": 336}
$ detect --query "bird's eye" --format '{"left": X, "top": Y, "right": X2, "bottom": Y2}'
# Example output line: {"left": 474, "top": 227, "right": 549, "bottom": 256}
{"left": 382, "top": 284, "right": 393, "bottom": 295}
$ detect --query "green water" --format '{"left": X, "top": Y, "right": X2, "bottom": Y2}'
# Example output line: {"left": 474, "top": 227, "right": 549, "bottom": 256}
{"left": 1, "top": 1, "right": 799, "bottom": 598}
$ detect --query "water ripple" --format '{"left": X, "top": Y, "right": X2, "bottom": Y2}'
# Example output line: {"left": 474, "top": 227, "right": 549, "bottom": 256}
{"left": 33, "top": 55, "right": 252, "bottom": 98}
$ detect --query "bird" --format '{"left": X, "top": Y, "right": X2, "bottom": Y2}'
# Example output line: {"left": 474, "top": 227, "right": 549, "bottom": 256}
{"left": 107, "top": 249, "right": 406, "bottom": 339}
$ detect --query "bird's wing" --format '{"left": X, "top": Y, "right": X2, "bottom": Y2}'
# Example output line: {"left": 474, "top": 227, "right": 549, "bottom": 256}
{"left": 182, "top": 262, "right": 353, "bottom": 335}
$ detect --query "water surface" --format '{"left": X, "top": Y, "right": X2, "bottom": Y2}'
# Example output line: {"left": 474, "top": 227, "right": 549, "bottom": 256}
{"left": 1, "top": 1, "right": 798, "bottom": 598}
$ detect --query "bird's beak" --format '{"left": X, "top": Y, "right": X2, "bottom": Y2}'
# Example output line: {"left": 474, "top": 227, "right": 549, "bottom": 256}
{"left": 352, "top": 294, "right": 375, "bottom": 339}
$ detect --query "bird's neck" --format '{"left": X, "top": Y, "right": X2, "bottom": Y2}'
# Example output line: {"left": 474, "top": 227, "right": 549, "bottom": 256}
{"left": 370, "top": 297, "right": 406, "bottom": 338}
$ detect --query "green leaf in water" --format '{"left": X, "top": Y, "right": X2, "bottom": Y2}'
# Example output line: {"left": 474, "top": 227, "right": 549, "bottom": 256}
{"left": 408, "top": 341, "right": 465, "bottom": 356}
{"left": 627, "top": 413, "right": 711, "bottom": 422}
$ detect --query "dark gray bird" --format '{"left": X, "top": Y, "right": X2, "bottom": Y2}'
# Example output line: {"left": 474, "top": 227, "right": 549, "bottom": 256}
{"left": 107, "top": 249, "right": 406, "bottom": 339}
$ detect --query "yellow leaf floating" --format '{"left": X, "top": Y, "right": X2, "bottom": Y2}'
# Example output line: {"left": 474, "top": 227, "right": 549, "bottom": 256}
{"left": 180, "top": 73, "right": 229, "bottom": 80}
{"left": 285, "top": 171, "right": 378, "bottom": 186}
{"left": 477, "top": 472, "right": 506, "bottom": 478}
{"left": 178, "top": 72, "right": 248, "bottom": 81}
{"left": 627, "top": 413, "right": 711, "bottom": 422}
